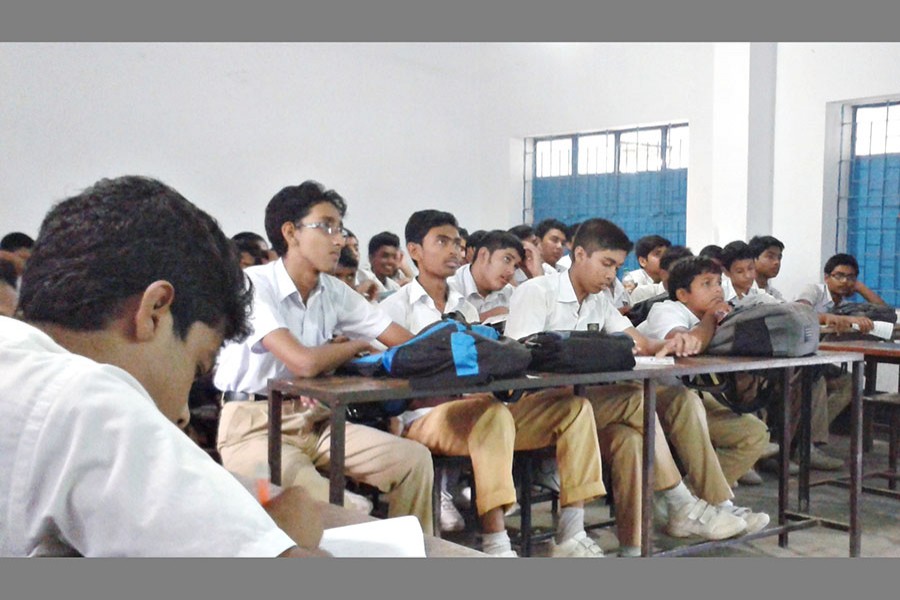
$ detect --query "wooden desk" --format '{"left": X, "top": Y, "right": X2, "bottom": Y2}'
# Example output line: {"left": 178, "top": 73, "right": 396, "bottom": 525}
{"left": 269, "top": 351, "right": 864, "bottom": 557}
{"left": 317, "top": 500, "right": 487, "bottom": 557}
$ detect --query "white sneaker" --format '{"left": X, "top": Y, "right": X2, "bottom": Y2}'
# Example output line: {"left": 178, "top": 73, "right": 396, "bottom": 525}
{"left": 550, "top": 531, "right": 605, "bottom": 558}
{"left": 440, "top": 490, "right": 466, "bottom": 532}
{"left": 760, "top": 441, "right": 781, "bottom": 459}
{"left": 345, "top": 490, "right": 374, "bottom": 515}
{"left": 721, "top": 504, "right": 770, "bottom": 534}
{"left": 738, "top": 468, "right": 764, "bottom": 486}
{"left": 456, "top": 485, "right": 472, "bottom": 510}
{"left": 807, "top": 445, "right": 844, "bottom": 471}
{"left": 666, "top": 498, "right": 748, "bottom": 540}
{"left": 487, "top": 548, "right": 519, "bottom": 557}
{"left": 504, "top": 501, "right": 521, "bottom": 517}
{"left": 534, "top": 457, "right": 561, "bottom": 493}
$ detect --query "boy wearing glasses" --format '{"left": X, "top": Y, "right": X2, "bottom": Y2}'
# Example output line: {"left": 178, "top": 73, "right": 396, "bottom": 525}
{"left": 214, "top": 181, "right": 435, "bottom": 534}
{"left": 796, "top": 253, "right": 887, "bottom": 333}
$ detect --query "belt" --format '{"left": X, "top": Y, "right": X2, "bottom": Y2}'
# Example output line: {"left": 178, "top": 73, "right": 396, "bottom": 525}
{"left": 221, "top": 391, "right": 269, "bottom": 403}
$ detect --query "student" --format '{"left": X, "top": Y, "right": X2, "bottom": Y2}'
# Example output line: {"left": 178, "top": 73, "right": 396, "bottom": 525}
{"left": 213, "top": 181, "right": 434, "bottom": 533}
{"left": 622, "top": 234, "right": 671, "bottom": 293}
{"left": 0, "top": 259, "right": 16, "bottom": 316}
{"left": 637, "top": 256, "right": 774, "bottom": 490}
{"left": 555, "top": 221, "right": 580, "bottom": 271}
{"left": 534, "top": 218, "right": 569, "bottom": 273}
{"left": 0, "top": 231, "right": 34, "bottom": 286}
{"left": 719, "top": 240, "right": 772, "bottom": 303}
{"left": 626, "top": 246, "right": 694, "bottom": 326}
{"left": 464, "top": 229, "right": 488, "bottom": 266}
{"left": 357, "top": 231, "right": 406, "bottom": 299}
{"left": 232, "top": 231, "right": 272, "bottom": 269}
{"left": 334, "top": 245, "right": 379, "bottom": 302}
{"left": 447, "top": 229, "right": 522, "bottom": 324}
{"left": 457, "top": 227, "right": 470, "bottom": 264}
{"left": 749, "top": 235, "right": 786, "bottom": 301}
{"left": 698, "top": 244, "right": 725, "bottom": 271}
{"left": 0, "top": 176, "right": 325, "bottom": 557}
{"left": 508, "top": 224, "right": 546, "bottom": 283}
{"left": 381, "top": 210, "right": 607, "bottom": 558}
{"left": 505, "top": 219, "right": 756, "bottom": 557}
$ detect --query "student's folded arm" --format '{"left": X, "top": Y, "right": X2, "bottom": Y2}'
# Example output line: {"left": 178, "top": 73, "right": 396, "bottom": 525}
{"left": 376, "top": 322, "right": 414, "bottom": 347}
{"left": 262, "top": 328, "right": 371, "bottom": 378}
{"left": 853, "top": 280, "right": 887, "bottom": 305}
{"left": 625, "top": 327, "right": 701, "bottom": 358}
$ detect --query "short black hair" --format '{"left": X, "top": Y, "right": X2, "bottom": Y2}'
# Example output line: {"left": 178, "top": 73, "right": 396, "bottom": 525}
{"left": 474, "top": 230, "right": 525, "bottom": 263}
{"left": 466, "top": 230, "right": 489, "bottom": 253}
{"left": 368, "top": 231, "right": 401, "bottom": 257}
{"left": 231, "top": 231, "right": 267, "bottom": 246}
{"left": 19, "top": 176, "right": 252, "bottom": 343}
{"left": 572, "top": 218, "right": 633, "bottom": 255}
{"left": 458, "top": 227, "right": 469, "bottom": 241}
{"left": 659, "top": 245, "right": 694, "bottom": 271}
{"left": 264, "top": 180, "right": 347, "bottom": 256}
{"left": 748, "top": 235, "right": 784, "bottom": 259}
{"left": 566, "top": 221, "right": 582, "bottom": 241}
{"left": 344, "top": 228, "right": 356, "bottom": 239}
{"left": 0, "top": 232, "right": 34, "bottom": 252}
{"left": 634, "top": 235, "right": 672, "bottom": 260}
{"left": 232, "top": 237, "right": 266, "bottom": 266}
{"left": 824, "top": 253, "right": 859, "bottom": 276}
{"left": 668, "top": 256, "right": 721, "bottom": 301}
{"left": 404, "top": 209, "right": 458, "bottom": 246}
{"left": 720, "top": 240, "right": 757, "bottom": 271}
{"left": 338, "top": 245, "right": 359, "bottom": 269}
{"left": 508, "top": 224, "right": 535, "bottom": 241}
{"left": 0, "top": 259, "right": 16, "bottom": 287}
{"left": 535, "top": 219, "right": 568, "bottom": 241}
{"left": 698, "top": 244, "right": 724, "bottom": 262}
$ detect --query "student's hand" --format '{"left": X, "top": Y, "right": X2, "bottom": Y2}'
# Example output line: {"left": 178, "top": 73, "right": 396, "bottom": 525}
{"left": 622, "top": 280, "right": 637, "bottom": 294}
{"left": 479, "top": 306, "right": 509, "bottom": 321}
{"left": 823, "top": 314, "right": 861, "bottom": 333}
{"left": 0, "top": 250, "right": 26, "bottom": 276}
{"left": 281, "top": 546, "right": 333, "bottom": 557}
{"left": 705, "top": 300, "right": 732, "bottom": 323}
{"left": 521, "top": 240, "right": 544, "bottom": 279}
{"left": 657, "top": 332, "right": 702, "bottom": 357}
{"left": 849, "top": 315, "right": 875, "bottom": 334}
{"left": 355, "top": 280, "right": 380, "bottom": 302}
{"left": 264, "top": 486, "right": 325, "bottom": 551}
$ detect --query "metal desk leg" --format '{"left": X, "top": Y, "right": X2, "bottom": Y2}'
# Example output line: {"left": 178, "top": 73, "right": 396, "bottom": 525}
{"left": 329, "top": 402, "right": 347, "bottom": 506}
{"left": 641, "top": 378, "right": 657, "bottom": 557}
{"left": 850, "top": 361, "right": 863, "bottom": 557}
{"left": 267, "top": 388, "right": 283, "bottom": 487}
{"left": 863, "top": 359, "right": 878, "bottom": 453}
{"left": 779, "top": 367, "right": 793, "bottom": 549}
{"left": 799, "top": 367, "right": 813, "bottom": 513}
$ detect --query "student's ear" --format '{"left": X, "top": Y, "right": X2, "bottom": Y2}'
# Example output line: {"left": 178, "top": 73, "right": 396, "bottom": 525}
{"left": 133, "top": 281, "right": 176, "bottom": 342}
{"left": 572, "top": 245, "right": 587, "bottom": 264}
{"left": 476, "top": 246, "right": 490, "bottom": 264}
{"left": 406, "top": 241, "right": 423, "bottom": 266}
{"left": 280, "top": 221, "right": 298, "bottom": 249}
{"left": 674, "top": 287, "right": 690, "bottom": 304}
{"left": 638, "top": 256, "right": 648, "bottom": 269}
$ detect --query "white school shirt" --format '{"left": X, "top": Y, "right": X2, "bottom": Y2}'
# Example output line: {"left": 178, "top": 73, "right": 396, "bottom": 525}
{"left": 761, "top": 282, "right": 785, "bottom": 302}
{"left": 721, "top": 274, "right": 762, "bottom": 302}
{"left": 505, "top": 270, "right": 633, "bottom": 340}
{"left": 794, "top": 282, "right": 835, "bottom": 314}
{"left": 628, "top": 281, "right": 666, "bottom": 305}
{"left": 357, "top": 266, "right": 402, "bottom": 296}
{"left": 556, "top": 253, "right": 572, "bottom": 271}
{"left": 622, "top": 267, "right": 654, "bottom": 287}
{"left": 636, "top": 300, "right": 700, "bottom": 340}
{"left": 214, "top": 259, "right": 393, "bottom": 395}
{"left": 380, "top": 277, "right": 480, "bottom": 335}
{"left": 447, "top": 263, "right": 514, "bottom": 316}
{"left": 0, "top": 317, "right": 295, "bottom": 557}
{"left": 603, "top": 277, "right": 633, "bottom": 309}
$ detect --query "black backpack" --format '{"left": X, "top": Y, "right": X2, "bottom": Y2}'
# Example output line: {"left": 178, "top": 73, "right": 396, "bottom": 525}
{"left": 518, "top": 330, "right": 636, "bottom": 373}
{"left": 830, "top": 302, "right": 897, "bottom": 324}
{"left": 626, "top": 291, "right": 670, "bottom": 327}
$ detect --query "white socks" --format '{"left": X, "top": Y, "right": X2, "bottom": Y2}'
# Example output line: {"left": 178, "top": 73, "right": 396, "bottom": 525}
{"left": 659, "top": 480, "right": 696, "bottom": 512}
{"left": 556, "top": 506, "right": 585, "bottom": 544}
{"left": 482, "top": 530, "right": 512, "bottom": 555}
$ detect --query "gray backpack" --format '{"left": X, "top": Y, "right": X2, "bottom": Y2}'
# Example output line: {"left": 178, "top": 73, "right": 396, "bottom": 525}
{"left": 707, "top": 302, "right": 820, "bottom": 357}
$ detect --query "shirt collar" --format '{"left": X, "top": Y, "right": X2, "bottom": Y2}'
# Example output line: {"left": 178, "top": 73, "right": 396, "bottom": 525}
{"left": 273, "top": 258, "right": 321, "bottom": 304}
{"left": 557, "top": 271, "right": 579, "bottom": 304}
{"left": 409, "top": 277, "right": 467, "bottom": 313}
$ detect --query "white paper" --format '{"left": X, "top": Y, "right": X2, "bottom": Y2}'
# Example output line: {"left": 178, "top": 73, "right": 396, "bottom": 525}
{"left": 319, "top": 515, "right": 427, "bottom": 557}
{"left": 871, "top": 320, "right": 895, "bottom": 341}
{"left": 634, "top": 356, "right": 675, "bottom": 366}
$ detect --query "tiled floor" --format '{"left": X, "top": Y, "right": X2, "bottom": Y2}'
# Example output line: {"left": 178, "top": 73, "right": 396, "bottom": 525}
{"left": 430, "top": 431, "right": 900, "bottom": 558}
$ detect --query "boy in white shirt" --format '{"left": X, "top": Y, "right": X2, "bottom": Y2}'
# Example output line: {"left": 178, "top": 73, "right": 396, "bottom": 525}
{"left": 1, "top": 176, "right": 319, "bottom": 557}
{"left": 447, "top": 229, "right": 521, "bottom": 325}
{"left": 506, "top": 219, "right": 756, "bottom": 556}
{"left": 535, "top": 218, "right": 569, "bottom": 273}
{"left": 749, "top": 235, "right": 786, "bottom": 301}
{"left": 214, "top": 181, "right": 434, "bottom": 533}
{"left": 622, "top": 234, "right": 671, "bottom": 293}
{"left": 381, "top": 210, "right": 607, "bottom": 558}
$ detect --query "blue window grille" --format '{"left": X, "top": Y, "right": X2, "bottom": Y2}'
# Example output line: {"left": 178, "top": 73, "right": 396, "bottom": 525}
{"left": 528, "top": 124, "right": 688, "bottom": 274}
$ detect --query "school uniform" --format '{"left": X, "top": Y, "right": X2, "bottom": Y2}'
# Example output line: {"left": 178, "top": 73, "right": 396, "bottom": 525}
{"left": 505, "top": 271, "right": 691, "bottom": 547}
{"left": 0, "top": 316, "right": 296, "bottom": 557}
{"left": 357, "top": 265, "right": 402, "bottom": 299}
{"left": 622, "top": 267, "right": 654, "bottom": 288}
{"left": 213, "top": 259, "right": 433, "bottom": 533}
{"left": 380, "top": 278, "right": 605, "bottom": 516}
{"left": 628, "top": 281, "right": 666, "bottom": 305}
{"left": 638, "top": 301, "right": 770, "bottom": 486}
{"left": 447, "top": 263, "right": 514, "bottom": 316}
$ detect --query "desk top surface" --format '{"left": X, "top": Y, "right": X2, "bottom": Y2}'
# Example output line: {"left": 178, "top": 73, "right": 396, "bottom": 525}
{"left": 818, "top": 339, "right": 900, "bottom": 359}
{"left": 268, "top": 351, "right": 863, "bottom": 404}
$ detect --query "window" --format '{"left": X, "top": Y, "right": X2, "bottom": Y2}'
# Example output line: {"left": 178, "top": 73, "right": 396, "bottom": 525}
{"left": 526, "top": 123, "right": 688, "bottom": 272}
{"left": 836, "top": 100, "right": 900, "bottom": 305}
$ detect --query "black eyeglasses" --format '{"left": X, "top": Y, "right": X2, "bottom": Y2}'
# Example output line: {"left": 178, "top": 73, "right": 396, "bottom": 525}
{"left": 828, "top": 272, "right": 857, "bottom": 283}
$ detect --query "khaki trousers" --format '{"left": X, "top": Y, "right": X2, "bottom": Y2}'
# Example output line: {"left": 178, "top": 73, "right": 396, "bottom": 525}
{"left": 584, "top": 382, "right": 683, "bottom": 548}
{"left": 812, "top": 372, "right": 853, "bottom": 445}
{"left": 404, "top": 388, "right": 605, "bottom": 517}
{"left": 217, "top": 400, "right": 434, "bottom": 534}
{"left": 657, "top": 385, "right": 768, "bottom": 495}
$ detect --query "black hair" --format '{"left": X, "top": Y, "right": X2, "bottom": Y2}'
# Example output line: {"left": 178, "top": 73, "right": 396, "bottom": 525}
{"left": 566, "top": 221, "right": 582, "bottom": 241}
{"left": 19, "top": 176, "right": 252, "bottom": 342}
{"left": 473, "top": 230, "right": 525, "bottom": 263}
{"left": 571, "top": 218, "right": 633, "bottom": 256}
{"left": 232, "top": 231, "right": 267, "bottom": 247}
{"left": 667, "top": 256, "right": 721, "bottom": 301}
{"left": 659, "top": 245, "right": 694, "bottom": 271}
{"left": 634, "top": 234, "right": 672, "bottom": 260}
{"left": 748, "top": 235, "right": 784, "bottom": 259}
{"left": 698, "top": 244, "right": 724, "bottom": 262}
{"left": 338, "top": 245, "right": 359, "bottom": 270}
{"left": 344, "top": 228, "right": 356, "bottom": 239}
{"left": 404, "top": 210, "right": 459, "bottom": 246}
{"left": 264, "top": 180, "right": 347, "bottom": 256}
{"left": 458, "top": 227, "right": 469, "bottom": 241}
{"left": 824, "top": 253, "right": 859, "bottom": 276}
{"left": 508, "top": 224, "right": 535, "bottom": 241}
{"left": 368, "top": 231, "right": 401, "bottom": 257}
{"left": 232, "top": 237, "right": 267, "bottom": 266}
{"left": 0, "top": 232, "right": 35, "bottom": 252}
{"left": 535, "top": 218, "right": 568, "bottom": 241}
{"left": 720, "top": 240, "right": 757, "bottom": 271}
{"left": 465, "top": 230, "right": 489, "bottom": 253}
{"left": 0, "top": 259, "right": 16, "bottom": 287}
